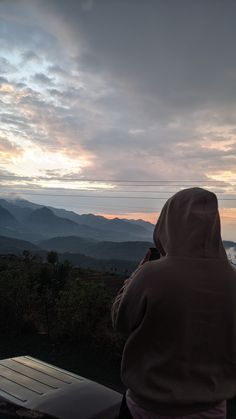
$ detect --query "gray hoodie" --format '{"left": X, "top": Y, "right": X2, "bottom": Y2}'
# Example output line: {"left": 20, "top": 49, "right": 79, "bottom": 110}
{"left": 111, "top": 188, "right": 236, "bottom": 416}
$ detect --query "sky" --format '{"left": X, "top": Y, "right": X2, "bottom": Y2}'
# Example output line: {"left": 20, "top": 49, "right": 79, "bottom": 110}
{"left": 0, "top": 0, "right": 236, "bottom": 239}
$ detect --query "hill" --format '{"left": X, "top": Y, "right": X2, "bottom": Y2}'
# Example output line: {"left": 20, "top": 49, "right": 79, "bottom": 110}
{"left": 0, "top": 235, "right": 138, "bottom": 275}
{"left": 56, "top": 252, "right": 137, "bottom": 275}
{"left": 0, "top": 233, "right": 235, "bottom": 274}
{"left": 0, "top": 235, "right": 40, "bottom": 254}
{"left": 39, "top": 236, "right": 153, "bottom": 261}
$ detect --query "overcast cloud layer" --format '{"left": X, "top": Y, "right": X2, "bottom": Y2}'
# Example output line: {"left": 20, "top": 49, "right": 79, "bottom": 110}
{"left": 0, "top": 0, "right": 236, "bottom": 238}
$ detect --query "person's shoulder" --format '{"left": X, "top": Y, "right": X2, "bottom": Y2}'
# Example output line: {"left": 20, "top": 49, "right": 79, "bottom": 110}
{"left": 137, "top": 257, "right": 170, "bottom": 283}
{"left": 148, "top": 256, "right": 170, "bottom": 269}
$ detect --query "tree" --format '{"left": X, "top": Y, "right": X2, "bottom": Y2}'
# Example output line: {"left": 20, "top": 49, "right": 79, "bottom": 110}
{"left": 47, "top": 251, "right": 58, "bottom": 265}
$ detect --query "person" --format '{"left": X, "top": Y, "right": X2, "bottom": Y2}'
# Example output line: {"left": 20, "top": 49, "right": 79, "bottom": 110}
{"left": 111, "top": 187, "right": 236, "bottom": 419}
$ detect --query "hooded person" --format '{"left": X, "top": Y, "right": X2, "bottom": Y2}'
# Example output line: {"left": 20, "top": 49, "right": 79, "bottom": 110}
{"left": 111, "top": 187, "right": 236, "bottom": 419}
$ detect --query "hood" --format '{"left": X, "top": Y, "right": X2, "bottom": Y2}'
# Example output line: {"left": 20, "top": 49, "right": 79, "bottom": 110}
{"left": 153, "top": 187, "right": 227, "bottom": 259}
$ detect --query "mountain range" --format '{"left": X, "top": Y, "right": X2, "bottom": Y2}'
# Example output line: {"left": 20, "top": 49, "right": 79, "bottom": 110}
{"left": 0, "top": 198, "right": 154, "bottom": 242}
{"left": 0, "top": 197, "right": 235, "bottom": 272}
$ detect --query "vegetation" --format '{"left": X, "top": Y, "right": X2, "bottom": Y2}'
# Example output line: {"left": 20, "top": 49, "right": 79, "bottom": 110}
{"left": 0, "top": 252, "right": 125, "bottom": 390}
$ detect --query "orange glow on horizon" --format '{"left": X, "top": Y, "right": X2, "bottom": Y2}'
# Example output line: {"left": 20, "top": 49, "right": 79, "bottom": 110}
{"left": 99, "top": 212, "right": 159, "bottom": 224}
{"left": 219, "top": 208, "right": 236, "bottom": 222}
{"left": 101, "top": 208, "right": 236, "bottom": 226}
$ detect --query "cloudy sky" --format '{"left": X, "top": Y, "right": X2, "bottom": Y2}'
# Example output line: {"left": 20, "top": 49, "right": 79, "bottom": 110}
{"left": 0, "top": 0, "right": 236, "bottom": 239}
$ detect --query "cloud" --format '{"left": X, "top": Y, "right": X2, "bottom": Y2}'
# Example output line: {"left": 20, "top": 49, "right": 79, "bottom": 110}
{"left": 0, "top": 57, "right": 16, "bottom": 73}
{"left": 0, "top": 168, "right": 30, "bottom": 184}
{"left": 0, "top": 75, "right": 9, "bottom": 84}
{"left": 0, "top": 1, "right": 66, "bottom": 65}
{"left": 36, "top": 0, "right": 236, "bottom": 113}
{"left": 81, "top": 0, "right": 94, "bottom": 12}
{"left": 0, "top": 138, "right": 22, "bottom": 160}
{"left": 0, "top": 0, "right": 235, "bottom": 223}
{"left": 1, "top": 59, "right": 235, "bottom": 193}
{"left": 21, "top": 50, "right": 40, "bottom": 63}
{"left": 33, "top": 72, "right": 54, "bottom": 85}
{"left": 47, "top": 64, "right": 68, "bottom": 77}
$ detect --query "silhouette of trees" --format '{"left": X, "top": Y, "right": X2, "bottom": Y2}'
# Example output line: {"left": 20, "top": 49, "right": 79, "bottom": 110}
{"left": 47, "top": 250, "right": 58, "bottom": 265}
{"left": 0, "top": 254, "right": 124, "bottom": 356}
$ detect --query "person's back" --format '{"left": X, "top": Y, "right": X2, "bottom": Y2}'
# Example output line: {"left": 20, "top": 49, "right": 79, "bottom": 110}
{"left": 112, "top": 187, "right": 236, "bottom": 418}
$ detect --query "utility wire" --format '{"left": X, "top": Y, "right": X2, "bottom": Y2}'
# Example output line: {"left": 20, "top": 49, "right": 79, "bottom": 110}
{"left": 6, "top": 191, "right": 236, "bottom": 200}
{"left": 4, "top": 188, "right": 233, "bottom": 194}
{"left": 35, "top": 178, "right": 229, "bottom": 183}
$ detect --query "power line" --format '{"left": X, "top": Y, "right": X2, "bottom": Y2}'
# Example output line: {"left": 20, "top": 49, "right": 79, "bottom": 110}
{"left": 42, "top": 189, "right": 236, "bottom": 194}
{"left": 5, "top": 188, "right": 233, "bottom": 194}
{"left": 89, "top": 185, "right": 223, "bottom": 188}
{"left": 6, "top": 191, "right": 236, "bottom": 200}
{"left": 40, "top": 178, "right": 229, "bottom": 183}
{"left": 60, "top": 183, "right": 231, "bottom": 187}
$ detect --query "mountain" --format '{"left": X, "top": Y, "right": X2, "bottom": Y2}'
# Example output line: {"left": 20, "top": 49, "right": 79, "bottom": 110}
{"left": 121, "top": 218, "right": 154, "bottom": 234}
{"left": 25, "top": 200, "right": 154, "bottom": 240}
{"left": 27, "top": 207, "right": 80, "bottom": 236}
{"left": 0, "top": 205, "right": 21, "bottom": 238}
{"left": 0, "top": 235, "right": 40, "bottom": 254}
{"left": 0, "top": 205, "right": 18, "bottom": 227}
{"left": 26, "top": 207, "right": 130, "bottom": 241}
{"left": 0, "top": 202, "right": 44, "bottom": 242}
{"left": 0, "top": 198, "right": 235, "bottom": 256}
{"left": 49, "top": 210, "right": 153, "bottom": 240}
{"left": 0, "top": 198, "right": 154, "bottom": 242}
{"left": 0, "top": 199, "right": 34, "bottom": 222}
{"left": 39, "top": 236, "right": 153, "bottom": 261}
{"left": 70, "top": 214, "right": 149, "bottom": 235}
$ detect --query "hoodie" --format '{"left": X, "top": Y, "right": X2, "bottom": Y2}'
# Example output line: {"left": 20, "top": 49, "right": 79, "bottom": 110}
{"left": 111, "top": 188, "right": 236, "bottom": 416}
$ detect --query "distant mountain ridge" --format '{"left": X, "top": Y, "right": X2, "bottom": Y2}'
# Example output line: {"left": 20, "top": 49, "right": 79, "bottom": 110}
{"left": 0, "top": 197, "right": 154, "bottom": 242}
{"left": 27, "top": 206, "right": 81, "bottom": 236}
{"left": 0, "top": 198, "right": 235, "bottom": 266}
{"left": 36, "top": 204, "right": 154, "bottom": 238}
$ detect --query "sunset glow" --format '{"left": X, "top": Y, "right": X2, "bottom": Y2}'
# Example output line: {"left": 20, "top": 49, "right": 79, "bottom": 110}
{"left": 0, "top": 0, "right": 235, "bottom": 240}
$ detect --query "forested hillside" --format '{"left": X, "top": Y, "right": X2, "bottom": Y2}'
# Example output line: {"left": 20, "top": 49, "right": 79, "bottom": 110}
{"left": 0, "top": 253, "right": 123, "bottom": 350}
